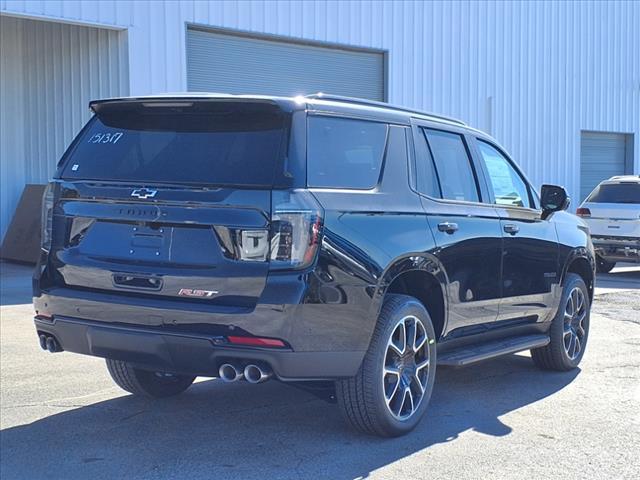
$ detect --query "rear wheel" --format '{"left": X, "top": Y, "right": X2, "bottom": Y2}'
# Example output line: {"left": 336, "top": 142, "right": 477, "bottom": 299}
{"left": 596, "top": 256, "right": 615, "bottom": 273}
{"left": 106, "top": 359, "right": 196, "bottom": 398}
{"left": 336, "top": 294, "right": 437, "bottom": 437}
{"left": 531, "top": 273, "right": 590, "bottom": 371}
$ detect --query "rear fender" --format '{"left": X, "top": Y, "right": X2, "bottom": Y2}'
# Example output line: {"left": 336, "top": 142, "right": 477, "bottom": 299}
{"left": 369, "top": 253, "right": 449, "bottom": 329}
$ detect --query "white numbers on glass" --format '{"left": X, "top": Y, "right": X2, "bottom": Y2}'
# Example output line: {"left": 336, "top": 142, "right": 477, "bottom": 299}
{"left": 88, "top": 132, "right": 123, "bottom": 144}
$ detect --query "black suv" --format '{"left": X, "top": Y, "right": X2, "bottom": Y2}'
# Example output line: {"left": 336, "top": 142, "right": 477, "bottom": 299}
{"left": 33, "top": 93, "right": 595, "bottom": 437}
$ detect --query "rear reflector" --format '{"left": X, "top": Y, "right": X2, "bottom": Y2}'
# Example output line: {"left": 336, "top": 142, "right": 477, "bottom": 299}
{"left": 227, "top": 336, "right": 286, "bottom": 348}
{"left": 576, "top": 207, "right": 591, "bottom": 217}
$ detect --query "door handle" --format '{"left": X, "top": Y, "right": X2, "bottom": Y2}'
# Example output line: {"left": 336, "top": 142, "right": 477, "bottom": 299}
{"left": 503, "top": 223, "right": 520, "bottom": 235}
{"left": 437, "top": 222, "right": 459, "bottom": 234}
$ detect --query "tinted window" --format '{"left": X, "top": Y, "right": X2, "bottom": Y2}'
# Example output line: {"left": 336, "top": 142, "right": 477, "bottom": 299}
{"left": 423, "top": 129, "right": 479, "bottom": 202}
{"left": 61, "top": 102, "right": 287, "bottom": 186}
{"left": 587, "top": 183, "right": 640, "bottom": 204}
{"left": 307, "top": 116, "right": 387, "bottom": 189}
{"left": 413, "top": 128, "right": 442, "bottom": 198}
{"left": 477, "top": 141, "right": 531, "bottom": 208}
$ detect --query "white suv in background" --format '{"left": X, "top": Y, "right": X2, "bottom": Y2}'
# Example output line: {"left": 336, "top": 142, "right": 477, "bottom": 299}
{"left": 577, "top": 176, "right": 640, "bottom": 273}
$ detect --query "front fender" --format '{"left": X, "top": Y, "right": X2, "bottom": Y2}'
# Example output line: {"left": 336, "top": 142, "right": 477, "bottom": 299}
{"left": 553, "top": 211, "right": 596, "bottom": 294}
{"left": 558, "top": 247, "right": 596, "bottom": 306}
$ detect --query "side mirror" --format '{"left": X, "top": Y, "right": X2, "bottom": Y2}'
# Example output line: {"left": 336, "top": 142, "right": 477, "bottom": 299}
{"left": 540, "top": 184, "right": 570, "bottom": 219}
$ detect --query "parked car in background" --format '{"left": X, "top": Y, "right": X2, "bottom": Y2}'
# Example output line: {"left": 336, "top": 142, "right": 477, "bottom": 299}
{"left": 577, "top": 176, "right": 640, "bottom": 273}
{"left": 33, "top": 93, "right": 595, "bottom": 437}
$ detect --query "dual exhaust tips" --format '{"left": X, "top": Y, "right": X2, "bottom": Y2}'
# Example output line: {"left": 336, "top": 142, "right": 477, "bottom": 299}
{"left": 38, "top": 333, "right": 62, "bottom": 353}
{"left": 218, "top": 362, "right": 272, "bottom": 384}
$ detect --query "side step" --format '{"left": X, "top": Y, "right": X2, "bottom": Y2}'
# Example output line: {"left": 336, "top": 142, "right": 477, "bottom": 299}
{"left": 437, "top": 334, "right": 550, "bottom": 367}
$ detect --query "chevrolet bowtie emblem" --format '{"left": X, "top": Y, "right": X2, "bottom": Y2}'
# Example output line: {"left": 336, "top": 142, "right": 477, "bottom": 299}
{"left": 131, "top": 188, "right": 158, "bottom": 199}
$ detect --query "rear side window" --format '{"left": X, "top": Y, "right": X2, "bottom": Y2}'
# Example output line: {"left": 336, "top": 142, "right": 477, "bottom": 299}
{"left": 423, "top": 129, "right": 479, "bottom": 202}
{"left": 60, "top": 102, "right": 288, "bottom": 187}
{"left": 307, "top": 116, "right": 387, "bottom": 189}
{"left": 587, "top": 183, "right": 640, "bottom": 204}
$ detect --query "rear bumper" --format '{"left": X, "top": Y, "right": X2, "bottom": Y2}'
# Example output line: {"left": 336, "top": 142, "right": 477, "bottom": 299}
{"left": 34, "top": 315, "right": 364, "bottom": 380}
{"left": 592, "top": 236, "right": 640, "bottom": 263}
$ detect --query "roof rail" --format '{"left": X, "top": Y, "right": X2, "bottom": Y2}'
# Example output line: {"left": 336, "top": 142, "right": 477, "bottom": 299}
{"left": 609, "top": 174, "right": 640, "bottom": 180}
{"left": 304, "top": 93, "right": 466, "bottom": 126}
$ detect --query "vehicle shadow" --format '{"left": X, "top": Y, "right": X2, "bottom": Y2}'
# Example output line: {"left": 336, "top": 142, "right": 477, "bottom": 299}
{"left": 0, "top": 354, "right": 579, "bottom": 480}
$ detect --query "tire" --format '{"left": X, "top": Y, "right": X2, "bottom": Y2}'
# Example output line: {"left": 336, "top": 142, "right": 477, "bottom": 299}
{"left": 106, "top": 359, "right": 196, "bottom": 398}
{"left": 531, "top": 273, "right": 590, "bottom": 371}
{"left": 335, "top": 294, "right": 437, "bottom": 437}
{"left": 596, "top": 256, "right": 615, "bottom": 273}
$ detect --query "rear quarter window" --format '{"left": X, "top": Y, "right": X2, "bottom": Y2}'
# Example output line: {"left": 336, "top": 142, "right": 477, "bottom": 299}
{"left": 307, "top": 116, "right": 388, "bottom": 189}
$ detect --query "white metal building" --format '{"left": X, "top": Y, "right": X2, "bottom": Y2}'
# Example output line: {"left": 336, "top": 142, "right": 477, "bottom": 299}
{"left": 1, "top": 0, "right": 639, "bottom": 242}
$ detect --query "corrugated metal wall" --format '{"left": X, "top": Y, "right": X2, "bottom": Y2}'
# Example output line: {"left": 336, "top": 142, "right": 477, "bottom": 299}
{"left": 0, "top": 16, "right": 26, "bottom": 242}
{"left": 186, "top": 27, "right": 385, "bottom": 100}
{"left": 1, "top": 0, "right": 639, "bottom": 219}
{"left": 0, "top": 15, "right": 128, "bottom": 239}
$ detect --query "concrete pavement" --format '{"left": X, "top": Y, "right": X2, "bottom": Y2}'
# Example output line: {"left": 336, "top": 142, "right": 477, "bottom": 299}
{"left": 1, "top": 261, "right": 639, "bottom": 479}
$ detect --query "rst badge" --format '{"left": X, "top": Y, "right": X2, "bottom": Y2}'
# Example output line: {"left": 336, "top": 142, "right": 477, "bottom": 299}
{"left": 178, "top": 288, "right": 218, "bottom": 298}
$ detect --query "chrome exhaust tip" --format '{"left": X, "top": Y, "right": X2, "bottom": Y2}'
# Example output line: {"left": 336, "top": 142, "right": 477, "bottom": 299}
{"left": 244, "top": 364, "right": 273, "bottom": 384}
{"left": 45, "top": 336, "right": 60, "bottom": 353}
{"left": 218, "top": 363, "right": 243, "bottom": 382}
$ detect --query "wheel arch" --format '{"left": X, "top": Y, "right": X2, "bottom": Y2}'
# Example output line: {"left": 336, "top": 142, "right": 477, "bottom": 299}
{"left": 561, "top": 248, "right": 596, "bottom": 302}
{"left": 371, "top": 253, "right": 449, "bottom": 341}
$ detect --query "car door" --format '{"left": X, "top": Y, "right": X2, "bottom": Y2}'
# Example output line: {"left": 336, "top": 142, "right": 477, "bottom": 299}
{"left": 472, "top": 138, "right": 560, "bottom": 324}
{"left": 411, "top": 122, "right": 503, "bottom": 336}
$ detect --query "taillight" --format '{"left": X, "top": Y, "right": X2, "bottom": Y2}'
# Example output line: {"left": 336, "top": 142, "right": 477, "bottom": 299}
{"left": 237, "top": 230, "right": 270, "bottom": 261}
{"left": 576, "top": 207, "right": 591, "bottom": 217}
{"left": 269, "top": 190, "right": 324, "bottom": 270}
{"left": 41, "top": 183, "right": 54, "bottom": 253}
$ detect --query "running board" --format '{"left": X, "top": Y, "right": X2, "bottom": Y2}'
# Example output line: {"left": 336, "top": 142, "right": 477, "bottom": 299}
{"left": 437, "top": 334, "right": 550, "bottom": 367}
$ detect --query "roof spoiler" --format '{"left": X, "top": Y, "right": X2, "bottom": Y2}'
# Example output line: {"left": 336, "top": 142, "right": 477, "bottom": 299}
{"left": 89, "top": 95, "right": 291, "bottom": 114}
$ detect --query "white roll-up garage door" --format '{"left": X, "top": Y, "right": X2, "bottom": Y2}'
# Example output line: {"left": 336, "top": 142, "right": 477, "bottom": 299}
{"left": 186, "top": 27, "right": 385, "bottom": 101}
{"left": 580, "top": 132, "right": 630, "bottom": 201}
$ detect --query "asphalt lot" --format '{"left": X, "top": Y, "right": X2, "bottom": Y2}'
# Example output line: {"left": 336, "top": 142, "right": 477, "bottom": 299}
{"left": 1, "top": 261, "right": 639, "bottom": 480}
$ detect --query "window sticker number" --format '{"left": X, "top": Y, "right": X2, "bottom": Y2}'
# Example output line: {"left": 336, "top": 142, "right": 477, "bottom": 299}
{"left": 88, "top": 132, "right": 123, "bottom": 144}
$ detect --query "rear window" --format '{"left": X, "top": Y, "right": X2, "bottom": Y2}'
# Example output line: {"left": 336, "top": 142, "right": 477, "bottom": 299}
{"left": 60, "top": 102, "right": 289, "bottom": 187}
{"left": 587, "top": 183, "right": 640, "bottom": 204}
{"left": 307, "top": 116, "right": 387, "bottom": 189}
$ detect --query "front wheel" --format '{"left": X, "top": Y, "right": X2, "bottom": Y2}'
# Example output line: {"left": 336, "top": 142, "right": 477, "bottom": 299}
{"left": 531, "top": 273, "right": 590, "bottom": 371}
{"left": 336, "top": 294, "right": 437, "bottom": 437}
{"left": 106, "top": 359, "right": 196, "bottom": 398}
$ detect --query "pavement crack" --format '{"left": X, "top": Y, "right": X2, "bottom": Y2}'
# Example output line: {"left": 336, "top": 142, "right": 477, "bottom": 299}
{"left": 120, "top": 410, "right": 146, "bottom": 422}
{"left": 595, "top": 315, "right": 640, "bottom": 326}
{"left": 597, "top": 364, "right": 640, "bottom": 370}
